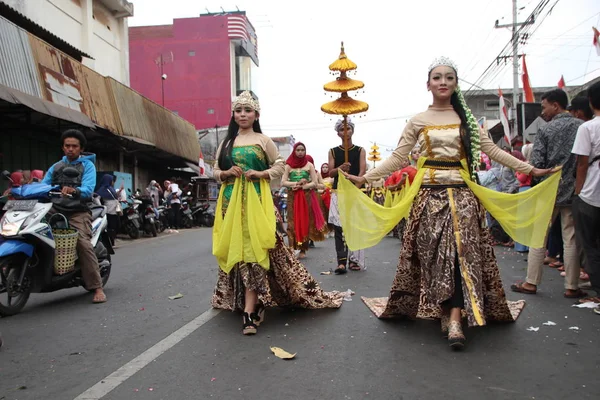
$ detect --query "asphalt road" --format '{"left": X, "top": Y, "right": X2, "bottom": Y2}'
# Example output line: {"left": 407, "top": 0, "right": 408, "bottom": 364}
{"left": 0, "top": 228, "right": 598, "bottom": 400}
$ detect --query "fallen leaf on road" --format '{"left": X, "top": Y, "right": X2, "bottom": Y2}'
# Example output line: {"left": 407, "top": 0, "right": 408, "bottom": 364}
{"left": 526, "top": 327, "right": 539, "bottom": 332}
{"left": 542, "top": 321, "right": 556, "bottom": 326}
{"left": 270, "top": 346, "right": 296, "bottom": 360}
{"left": 168, "top": 293, "right": 184, "bottom": 300}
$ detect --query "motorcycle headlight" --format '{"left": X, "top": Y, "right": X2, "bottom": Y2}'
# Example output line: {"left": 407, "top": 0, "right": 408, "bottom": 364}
{"left": 0, "top": 218, "right": 24, "bottom": 237}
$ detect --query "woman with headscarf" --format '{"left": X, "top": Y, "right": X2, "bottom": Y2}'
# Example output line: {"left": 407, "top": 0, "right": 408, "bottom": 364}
{"left": 343, "top": 57, "right": 558, "bottom": 349}
{"left": 281, "top": 143, "right": 328, "bottom": 258}
{"left": 30, "top": 170, "right": 44, "bottom": 183}
{"left": 96, "top": 174, "right": 120, "bottom": 244}
{"left": 2, "top": 171, "right": 24, "bottom": 196}
{"left": 211, "top": 91, "right": 343, "bottom": 336}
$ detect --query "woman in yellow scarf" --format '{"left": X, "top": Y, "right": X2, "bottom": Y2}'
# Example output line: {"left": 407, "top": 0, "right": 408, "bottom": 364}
{"left": 211, "top": 92, "right": 343, "bottom": 335}
{"left": 342, "top": 57, "right": 559, "bottom": 350}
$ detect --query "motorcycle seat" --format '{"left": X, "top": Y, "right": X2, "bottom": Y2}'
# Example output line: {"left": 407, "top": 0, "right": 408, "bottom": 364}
{"left": 90, "top": 205, "right": 107, "bottom": 220}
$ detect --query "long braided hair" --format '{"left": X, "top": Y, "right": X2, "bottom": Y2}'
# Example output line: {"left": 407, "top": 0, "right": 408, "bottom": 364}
{"left": 451, "top": 85, "right": 481, "bottom": 181}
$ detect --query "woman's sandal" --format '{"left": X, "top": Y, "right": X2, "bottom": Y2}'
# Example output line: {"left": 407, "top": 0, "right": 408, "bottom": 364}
{"left": 334, "top": 265, "right": 347, "bottom": 275}
{"left": 447, "top": 320, "right": 465, "bottom": 350}
{"left": 251, "top": 304, "right": 266, "bottom": 327}
{"left": 578, "top": 297, "right": 600, "bottom": 304}
{"left": 349, "top": 262, "right": 361, "bottom": 271}
{"left": 242, "top": 312, "right": 257, "bottom": 335}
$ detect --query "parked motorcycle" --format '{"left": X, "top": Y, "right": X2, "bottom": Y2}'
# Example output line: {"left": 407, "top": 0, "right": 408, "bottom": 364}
{"left": 119, "top": 190, "right": 141, "bottom": 239}
{"left": 191, "top": 200, "right": 215, "bottom": 227}
{"left": 137, "top": 196, "right": 158, "bottom": 237}
{"left": 0, "top": 171, "right": 113, "bottom": 316}
{"left": 180, "top": 193, "right": 194, "bottom": 229}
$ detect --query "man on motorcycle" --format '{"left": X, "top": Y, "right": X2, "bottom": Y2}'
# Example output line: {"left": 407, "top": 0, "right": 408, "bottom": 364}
{"left": 42, "top": 130, "right": 107, "bottom": 304}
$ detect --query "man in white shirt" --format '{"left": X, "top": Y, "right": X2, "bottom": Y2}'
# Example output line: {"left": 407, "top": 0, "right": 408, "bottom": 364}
{"left": 572, "top": 82, "right": 600, "bottom": 309}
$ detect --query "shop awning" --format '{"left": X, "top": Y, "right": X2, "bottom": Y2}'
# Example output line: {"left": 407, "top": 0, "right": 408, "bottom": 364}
{"left": 0, "top": 83, "right": 95, "bottom": 128}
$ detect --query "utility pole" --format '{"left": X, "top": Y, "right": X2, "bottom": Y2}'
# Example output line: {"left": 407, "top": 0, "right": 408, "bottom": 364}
{"left": 495, "top": 0, "right": 533, "bottom": 143}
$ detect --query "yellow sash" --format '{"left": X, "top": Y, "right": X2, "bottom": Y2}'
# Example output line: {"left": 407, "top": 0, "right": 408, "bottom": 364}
{"left": 212, "top": 178, "right": 276, "bottom": 273}
{"left": 337, "top": 157, "right": 560, "bottom": 250}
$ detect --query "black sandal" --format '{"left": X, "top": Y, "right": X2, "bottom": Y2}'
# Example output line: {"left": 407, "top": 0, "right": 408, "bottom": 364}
{"left": 242, "top": 312, "right": 257, "bottom": 335}
{"left": 334, "top": 265, "right": 347, "bottom": 275}
{"left": 251, "top": 304, "right": 266, "bottom": 327}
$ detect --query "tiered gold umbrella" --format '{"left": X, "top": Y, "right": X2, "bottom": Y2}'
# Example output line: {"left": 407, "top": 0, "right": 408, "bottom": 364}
{"left": 368, "top": 143, "right": 381, "bottom": 167}
{"left": 321, "top": 42, "right": 369, "bottom": 163}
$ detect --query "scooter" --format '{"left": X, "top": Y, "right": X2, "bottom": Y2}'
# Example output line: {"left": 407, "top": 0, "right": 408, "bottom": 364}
{"left": 0, "top": 170, "right": 114, "bottom": 316}
{"left": 191, "top": 200, "right": 215, "bottom": 227}
{"left": 119, "top": 190, "right": 142, "bottom": 239}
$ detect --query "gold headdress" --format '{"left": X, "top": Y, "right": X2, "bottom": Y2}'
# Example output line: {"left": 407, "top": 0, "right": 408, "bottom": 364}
{"left": 428, "top": 56, "right": 458, "bottom": 73}
{"left": 232, "top": 91, "right": 260, "bottom": 113}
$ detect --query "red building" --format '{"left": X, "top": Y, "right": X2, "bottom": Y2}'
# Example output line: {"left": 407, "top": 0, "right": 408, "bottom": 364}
{"left": 129, "top": 11, "right": 258, "bottom": 130}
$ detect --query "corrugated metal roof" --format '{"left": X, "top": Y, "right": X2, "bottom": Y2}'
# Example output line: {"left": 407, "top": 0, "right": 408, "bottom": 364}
{"left": 108, "top": 78, "right": 201, "bottom": 162}
{"left": 0, "top": 16, "right": 41, "bottom": 98}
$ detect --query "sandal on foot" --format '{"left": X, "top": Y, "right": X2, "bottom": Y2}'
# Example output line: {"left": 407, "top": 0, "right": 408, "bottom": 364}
{"left": 578, "top": 297, "right": 600, "bottom": 304}
{"left": 548, "top": 261, "right": 564, "bottom": 268}
{"left": 334, "top": 266, "right": 347, "bottom": 275}
{"left": 447, "top": 321, "right": 465, "bottom": 350}
{"left": 251, "top": 304, "right": 266, "bottom": 327}
{"left": 242, "top": 312, "right": 257, "bottom": 335}
{"left": 510, "top": 282, "right": 537, "bottom": 294}
{"left": 580, "top": 272, "right": 590, "bottom": 281}
{"left": 349, "top": 262, "right": 361, "bottom": 271}
{"left": 564, "top": 289, "right": 587, "bottom": 299}
{"left": 557, "top": 266, "right": 565, "bottom": 272}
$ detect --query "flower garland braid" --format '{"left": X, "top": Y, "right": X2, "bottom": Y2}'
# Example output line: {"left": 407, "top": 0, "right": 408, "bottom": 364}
{"left": 455, "top": 85, "right": 481, "bottom": 181}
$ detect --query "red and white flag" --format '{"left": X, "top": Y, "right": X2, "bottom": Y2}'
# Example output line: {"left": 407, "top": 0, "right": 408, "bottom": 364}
{"left": 558, "top": 75, "right": 566, "bottom": 89}
{"left": 593, "top": 27, "right": 600, "bottom": 56}
{"left": 522, "top": 55, "right": 535, "bottom": 103}
{"left": 498, "top": 88, "right": 512, "bottom": 146}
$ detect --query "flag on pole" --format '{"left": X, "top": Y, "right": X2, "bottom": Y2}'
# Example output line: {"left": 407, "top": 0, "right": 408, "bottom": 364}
{"left": 558, "top": 75, "right": 570, "bottom": 102}
{"left": 593, "top": 27, "right": 600, "bottom": 56}
{"left": 522, "top": 55, "right": 535, "bottom": 103}
{"left": 498, "top": 88, "right": 512, "bottom": 146}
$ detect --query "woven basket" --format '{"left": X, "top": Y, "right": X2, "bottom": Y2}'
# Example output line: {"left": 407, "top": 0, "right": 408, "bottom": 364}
{"left": 50, "top": 213, "right": 79, "bottom": 275}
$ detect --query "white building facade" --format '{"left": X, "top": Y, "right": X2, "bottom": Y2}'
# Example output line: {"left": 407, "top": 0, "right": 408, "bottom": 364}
{"left": 1, "top": 0, "right": 133, "bottom": 85}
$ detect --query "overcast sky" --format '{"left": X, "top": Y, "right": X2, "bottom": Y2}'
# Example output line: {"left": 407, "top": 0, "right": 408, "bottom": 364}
{"left": 130, "top": 0, "right": 600, "bottom": 168}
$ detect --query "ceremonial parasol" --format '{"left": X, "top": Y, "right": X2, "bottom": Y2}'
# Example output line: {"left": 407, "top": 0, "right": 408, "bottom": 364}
{"left": 368, "top": 143, "right": 381, "bottom": 167}
{"left": 321, "top": 42, "right": 369, "bottom": 163}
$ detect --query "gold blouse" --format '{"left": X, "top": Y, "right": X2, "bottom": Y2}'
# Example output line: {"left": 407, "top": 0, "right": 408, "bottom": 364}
{"left": 364, "top": 106, "right": 533, "bottom": 185}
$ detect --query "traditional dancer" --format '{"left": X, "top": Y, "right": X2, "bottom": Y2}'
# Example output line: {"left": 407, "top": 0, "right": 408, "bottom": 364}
{"left": 342, "top": 57, "right": 558, "bottom": 349}
{"left": 281, "top": 143, "right": 328, "bottom": 257}
{"left": 211, "top": 91, "right": 343, "bottom": 335}
{"left": 327, "top": 118, "right": 367, "bottom": 274}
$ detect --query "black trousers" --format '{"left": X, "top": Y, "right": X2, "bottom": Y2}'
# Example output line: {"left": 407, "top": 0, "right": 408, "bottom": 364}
{"left": 573, "top": 197, "right": 600, "bottom": 295}
{"left": 169, "top": 203, "right": 181, "bottom": 229}
{"left": 443, "top": 253, "right": 465, "bottom": 309}
{"left": 106, "top": 214, "right": 119, "bottom": 245}
{"left": 334, "top": 225, "right": 348, "bottom": 266}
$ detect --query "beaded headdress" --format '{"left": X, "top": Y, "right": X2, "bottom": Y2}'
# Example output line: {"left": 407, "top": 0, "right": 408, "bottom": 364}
{"left": 428, "top": 56, "right": 458, "bottom": 73}
{"left": 232, "top": 91, "right": 260, "bottom": 113}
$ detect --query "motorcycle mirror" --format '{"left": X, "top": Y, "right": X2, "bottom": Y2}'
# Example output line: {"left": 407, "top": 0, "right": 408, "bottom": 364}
{"left": 187, "top": 191, "right": 191, "bottom": 196}
{"left": 1, "top": 170, "right": 12, "bottom": 180}
{"left": 127, "top": 188, "right": 131, "bottom": 192}
{"left": 63, "top": 167, "right": 81, "bottom": 178}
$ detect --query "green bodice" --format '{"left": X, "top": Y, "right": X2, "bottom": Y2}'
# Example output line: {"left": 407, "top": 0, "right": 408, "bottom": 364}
{"left": 222, "top": 145, "right": 268, "bottom": 204}
{"left": 289, "top": 169, "right": 310, "bottom": 182}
